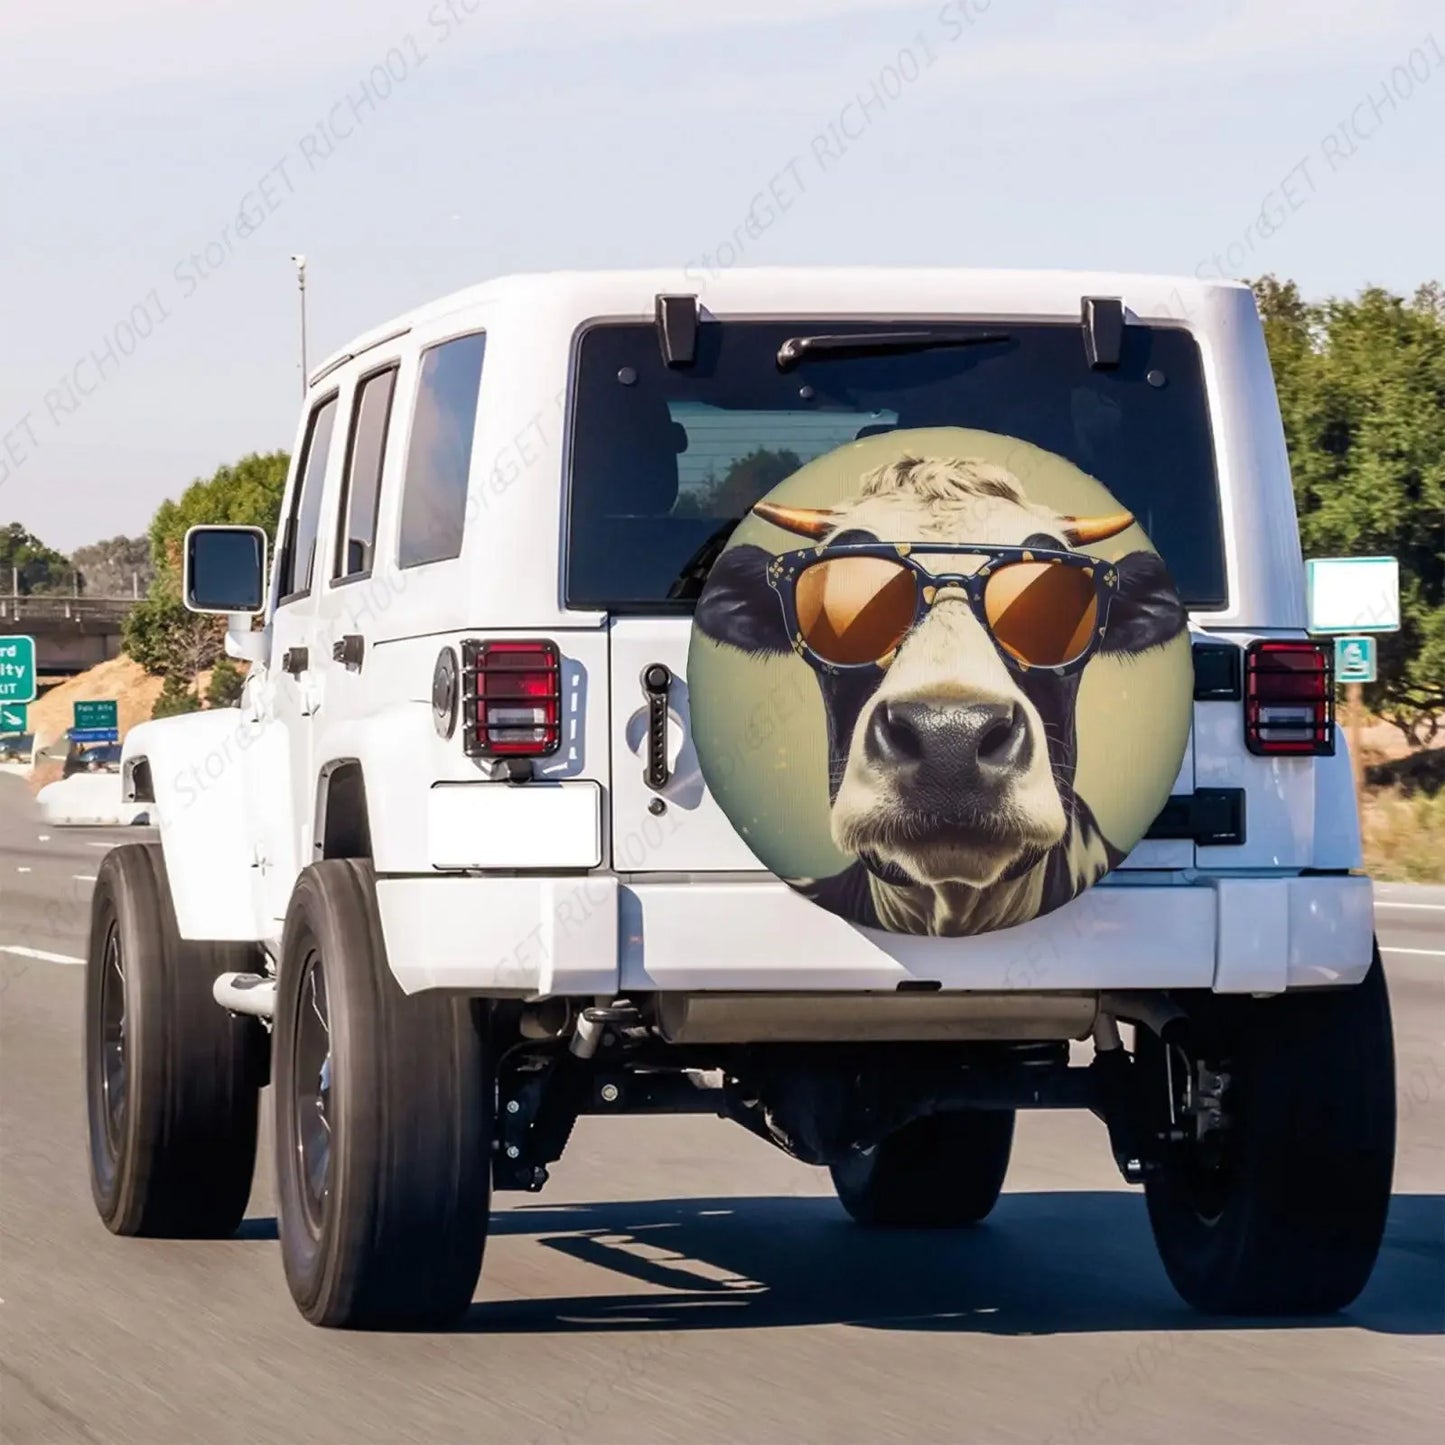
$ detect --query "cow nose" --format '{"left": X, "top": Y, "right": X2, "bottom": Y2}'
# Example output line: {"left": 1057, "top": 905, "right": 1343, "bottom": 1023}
{"left": 865, "top": 699, "right": 1032, "bottom": 805}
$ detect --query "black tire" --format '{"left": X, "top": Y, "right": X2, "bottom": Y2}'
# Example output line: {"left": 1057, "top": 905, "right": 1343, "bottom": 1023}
{"left": 84, "top": 842, "right": 262, "bottom": 1237}
{"left": 831, "top": 1109, "right": 1015, "bottom": 1227}
{"left": 273, "top": 860, "right": 491, "bottom": 1329}
{"left": 1143, "top": 952, "right": 1396, "bottom": 1315}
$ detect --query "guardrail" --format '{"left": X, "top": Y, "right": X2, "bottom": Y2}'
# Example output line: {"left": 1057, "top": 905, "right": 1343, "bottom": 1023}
{"left": 0, "top": 596, "right": 138, "bottom": 623}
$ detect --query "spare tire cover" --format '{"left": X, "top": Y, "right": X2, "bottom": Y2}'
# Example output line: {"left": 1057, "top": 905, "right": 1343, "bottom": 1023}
{"left": 688, "top": 428, "right": 1193, "bottom": 937}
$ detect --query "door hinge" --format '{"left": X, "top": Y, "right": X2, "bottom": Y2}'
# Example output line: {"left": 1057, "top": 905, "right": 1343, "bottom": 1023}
{"left": 333, "top": 634, "right": 365, "bottom": 671}
{"left": 1145, "top": 789, "right": 1246, "bottom": 847}
{"left": 1192, "top": 639, "right": 1242, "bottom": 700}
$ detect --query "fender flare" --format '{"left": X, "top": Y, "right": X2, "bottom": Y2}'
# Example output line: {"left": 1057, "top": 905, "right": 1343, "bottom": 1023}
{"left": 121, "top": 710, "right": 281, "bottom": 942}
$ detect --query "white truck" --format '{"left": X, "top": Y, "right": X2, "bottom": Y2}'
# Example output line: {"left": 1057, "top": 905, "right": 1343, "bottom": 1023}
{"left": 85, "top": 269, "right": 1392, "bottom": 1329}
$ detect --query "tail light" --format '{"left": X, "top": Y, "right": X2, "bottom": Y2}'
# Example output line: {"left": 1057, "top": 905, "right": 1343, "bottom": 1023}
{"left": 461, "top": 639, "right": 561, "bottom": 758}
{"left": 1244, "top": 640, "right": 1334, "bottom": 756}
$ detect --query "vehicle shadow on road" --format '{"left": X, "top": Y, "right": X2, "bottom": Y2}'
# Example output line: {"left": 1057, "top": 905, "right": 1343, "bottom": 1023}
{"left": 465, "top": 1189, "right": 1443, "bottom": 1337}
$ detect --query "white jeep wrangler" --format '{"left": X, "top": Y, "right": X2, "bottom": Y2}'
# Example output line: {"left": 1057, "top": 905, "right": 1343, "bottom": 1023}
{"left": 85, "top": 268, "right": 1392, "bottom": 1329}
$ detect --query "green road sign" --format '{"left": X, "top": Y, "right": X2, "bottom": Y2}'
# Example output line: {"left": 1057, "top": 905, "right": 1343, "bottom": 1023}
{"left": 1334, "top": 635, "right": 1377, "bottom": 685}
{"left": 74, "top": 699, "right": 119, "bottom": 731}
{"left": 0, "top": 635, "right": 37, "bottom": 706}
{"left": 1306, "top": 556, "right": 1400, "bottom": 635}
{"left": 0, "top": 702, "right": 27, "bottom": 733}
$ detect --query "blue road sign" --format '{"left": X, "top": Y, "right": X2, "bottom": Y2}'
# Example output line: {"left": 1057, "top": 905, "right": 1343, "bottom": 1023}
{"left": 70, "top": 727, "right": 120, "bottom": 744}
{"left": 1334, "top": 635, "right": 1377, "bottom": 685}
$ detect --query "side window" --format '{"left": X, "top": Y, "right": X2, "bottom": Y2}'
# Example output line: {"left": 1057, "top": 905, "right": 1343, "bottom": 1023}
{"left": 398, "top": 332, "right": 486, "bottom": 569}
{"left": 334, "top": 366, "right": 398, "bottom": 581}
{"left": 278, "top": 394, "right": 339, "bottom": 603}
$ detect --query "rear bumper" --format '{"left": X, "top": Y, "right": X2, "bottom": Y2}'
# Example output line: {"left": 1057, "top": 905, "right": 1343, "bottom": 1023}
{"left": 375, "top": 871, "right": 1375, "bottom": 998}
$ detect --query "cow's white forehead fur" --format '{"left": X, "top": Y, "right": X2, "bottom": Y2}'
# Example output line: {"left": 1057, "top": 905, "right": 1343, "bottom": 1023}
{"left": 824, "top": 455, "right": 1072, "bottom": 891}
{"left": 832, "top": 456, "right": 1067, "bottom": 549}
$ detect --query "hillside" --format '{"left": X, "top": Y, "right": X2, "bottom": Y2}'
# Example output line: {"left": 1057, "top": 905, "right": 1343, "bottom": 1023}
{"left": 28, "top": 656, "right": 218, "bottom": 745}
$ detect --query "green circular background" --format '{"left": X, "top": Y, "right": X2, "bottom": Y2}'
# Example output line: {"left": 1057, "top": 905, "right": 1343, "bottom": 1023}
{"left": 688, "top": 427, "right": 1193, "bottom": 908}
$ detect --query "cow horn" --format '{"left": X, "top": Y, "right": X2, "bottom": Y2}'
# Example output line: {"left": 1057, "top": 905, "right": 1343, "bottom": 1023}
{"left": 751, "top": 501, "right": 837, "bottom": 539}
{"left": 1062, "top": 510, "right": 1135, "bottom": 545}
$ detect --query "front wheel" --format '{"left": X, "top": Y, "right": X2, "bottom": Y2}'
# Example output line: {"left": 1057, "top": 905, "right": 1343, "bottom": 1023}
{"left": 831, "top": 1109, "right": 1015, "bottom": 1227}
{"left": 1143, "top": 952, "right": 1396, "bottom": 1315}
{"left": 273, "top": 860, "right": 492, "bottom": 1329}
{"left": 85, "top": 843, "right": 263, "bottom": 1237}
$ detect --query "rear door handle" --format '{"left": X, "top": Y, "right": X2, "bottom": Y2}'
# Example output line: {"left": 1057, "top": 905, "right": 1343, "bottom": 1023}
{"left": 641, "top": 663, "right": 672, "bottom": 790}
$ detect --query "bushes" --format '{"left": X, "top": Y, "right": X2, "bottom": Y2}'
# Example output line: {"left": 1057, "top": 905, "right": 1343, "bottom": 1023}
{"left": 152, "top": 674, "right": 203, "bottom": 719}
{"left": 1361, "top": 786, "right": 1445, "bottom": 883}
{"left": 205, "top": 657, "right": 245, "bottom": 708}
{"left": 147, "top": 660, "right": 247, "bottom": 720}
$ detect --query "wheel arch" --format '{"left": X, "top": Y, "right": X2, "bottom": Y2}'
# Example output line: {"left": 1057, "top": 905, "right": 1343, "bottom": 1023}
{"left": 315, "top": 759, "right": 373, "bottom": 862}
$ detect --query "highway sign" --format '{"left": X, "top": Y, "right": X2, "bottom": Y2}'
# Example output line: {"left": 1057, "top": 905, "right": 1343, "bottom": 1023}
{"left": 74, "top": 700, "right": 119, "bottom": 731}
{"left": 0, "top": 635, "right": 37, "bottom": 706}
{"left": 70, "top": 727, "right": 120, "bottom": 744}
{"left": 1334, "top": 635, "right": 1377, "bottom": 684}
{"left": 1306, "top": 556, "right": 1400, "bottom": 634}
{"left": 0, "top": 702, "right": 27, "bottom": 733}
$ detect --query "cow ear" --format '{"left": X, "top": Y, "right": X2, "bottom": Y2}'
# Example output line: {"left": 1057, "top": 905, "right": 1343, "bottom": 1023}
{"left": 694, "top": 545, "right": 791, "bottom": 655}
{"left": 1100, "top": 551, "right": 1187, "bottom": 655}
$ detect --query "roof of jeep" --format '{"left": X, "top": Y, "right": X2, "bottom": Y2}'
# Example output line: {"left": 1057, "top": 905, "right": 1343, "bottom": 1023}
{"left": 310, "top": 267, "right": 1253, "bottom": 386}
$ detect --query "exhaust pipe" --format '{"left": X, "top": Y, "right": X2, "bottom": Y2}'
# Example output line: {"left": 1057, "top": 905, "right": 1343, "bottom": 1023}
{"left": 213, "top": 971, "right": 276, "bottom": 1020}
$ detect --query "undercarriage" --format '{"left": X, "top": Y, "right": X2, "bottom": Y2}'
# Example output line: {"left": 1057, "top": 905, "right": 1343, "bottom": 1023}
{"left": 487, "top": 992, "right": 1229, "bottom": 1190}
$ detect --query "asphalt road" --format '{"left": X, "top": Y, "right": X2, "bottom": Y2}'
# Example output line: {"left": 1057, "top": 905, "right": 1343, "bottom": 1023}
{"left": 1, "top": 772, "right": 1441, "bottom": 1444}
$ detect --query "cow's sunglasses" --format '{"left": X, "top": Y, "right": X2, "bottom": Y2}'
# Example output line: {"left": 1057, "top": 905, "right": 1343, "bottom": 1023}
{"left": 766, "top": 542, "right": 1121, "bottom": 674}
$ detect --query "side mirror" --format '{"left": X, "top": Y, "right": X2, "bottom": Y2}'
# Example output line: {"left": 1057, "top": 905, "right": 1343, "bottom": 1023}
{"left": 184, "top": 526, "right": 268, "bottom": 615}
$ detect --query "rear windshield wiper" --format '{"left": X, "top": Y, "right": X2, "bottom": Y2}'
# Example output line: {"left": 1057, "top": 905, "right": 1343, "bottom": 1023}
{"left": 776, "top": 329, "right": 1012, "bottom": 372}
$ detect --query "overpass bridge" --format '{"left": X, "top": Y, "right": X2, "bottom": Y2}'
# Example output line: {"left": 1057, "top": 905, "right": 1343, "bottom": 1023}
{"left": 0, "top": 596, "right": 136, "bottom": 674}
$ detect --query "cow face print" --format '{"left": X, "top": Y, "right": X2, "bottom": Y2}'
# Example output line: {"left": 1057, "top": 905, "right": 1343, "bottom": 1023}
{"left": 691, "top": 446, "right": 1190, "bottom": 937}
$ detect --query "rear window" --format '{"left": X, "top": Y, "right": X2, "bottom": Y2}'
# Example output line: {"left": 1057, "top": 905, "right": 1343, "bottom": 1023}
{"left": 566, "top": 319, "right": 1226, "bottom": 611}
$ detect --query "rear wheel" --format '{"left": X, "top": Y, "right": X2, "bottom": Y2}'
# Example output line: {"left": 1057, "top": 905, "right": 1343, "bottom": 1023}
{"left": 1143, "top": 952, "right": 1396, "bottom": 1315}
{"left": 84, "top": 842, "right": 262, "bottom": 1237}
{"left": 273, "top": 860, "right": 492, "bottom": 1329}
{"left": 831, "top": 1109, "right": 1015, "bottom": 1227}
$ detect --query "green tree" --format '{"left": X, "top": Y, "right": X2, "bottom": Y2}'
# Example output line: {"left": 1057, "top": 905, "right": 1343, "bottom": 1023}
{"left": 148, "top": 450, "right": 290, "bottom": 591}
{"left": 0, "top": 523, "right": 74, "bottom": 595}
{"left": 205, "top": 655, "right": 246, "bottom": 708}
{"left": 127, "top": 450, "right": 289, "bottom": 679}
{"left": 709, "top": 447, "right": 804, "bottom": 517}
{"left": 151, "top": 672, "right": 202, "bottom": 718}
{"left": 1255, "top": 277, "right": 1445, "bottom": 741}
{"left": 124, "top": 592, "right": 224, "bottom": 677}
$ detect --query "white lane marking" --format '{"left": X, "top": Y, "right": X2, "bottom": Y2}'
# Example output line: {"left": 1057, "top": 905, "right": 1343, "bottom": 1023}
{"left": 1375, "top": 900, "right": 1445, "bottom": 912}
{"left": 0, "top": 945, "right": 84, "bottom": 965}
{"left": 72, "top": 874, "right": 97, "bottom": 883}
{"left": 36, "top": 834, "right": 49, "bottom": 842}
{"left": 14, "top": 867, "right": 29, "bottom": 874}
{"left": 1380, "top": 946, "right": 1445, "bottom": 958}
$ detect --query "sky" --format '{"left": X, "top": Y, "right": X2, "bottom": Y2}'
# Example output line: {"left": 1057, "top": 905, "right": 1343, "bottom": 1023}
{"left": 1, "top": 0, "right": 1442, "bottom": 553}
